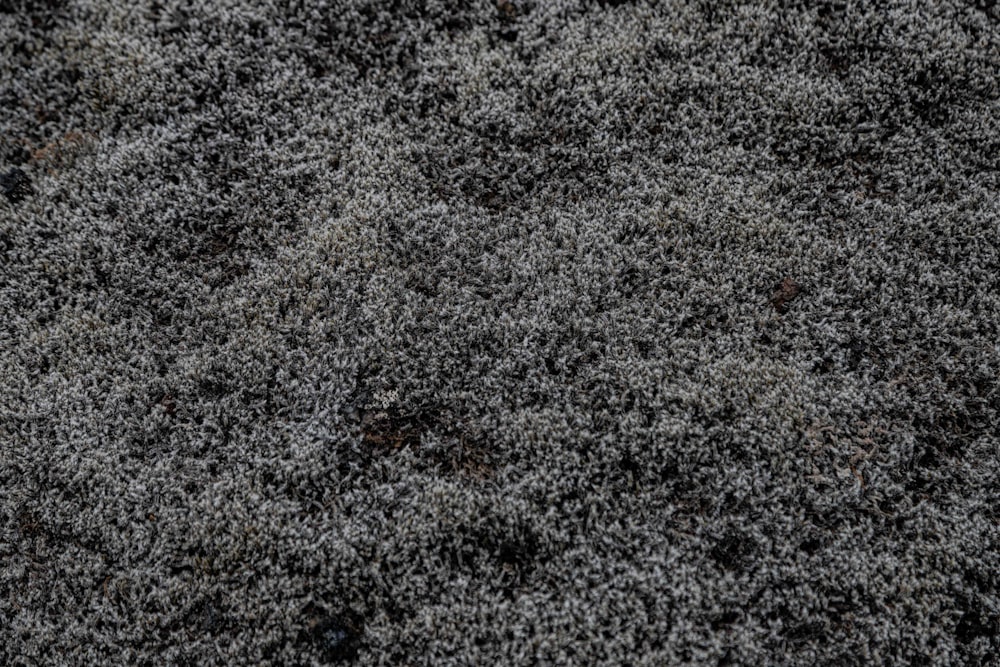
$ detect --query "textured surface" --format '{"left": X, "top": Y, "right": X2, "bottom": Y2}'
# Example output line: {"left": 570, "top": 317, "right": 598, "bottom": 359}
{"left": 2, "top": 1, "right": 1000, "bottom": 664}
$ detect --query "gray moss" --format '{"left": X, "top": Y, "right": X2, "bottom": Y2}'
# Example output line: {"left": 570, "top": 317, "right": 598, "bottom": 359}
{"left": 2, "top": 0, "right": 999, "bottom": 664}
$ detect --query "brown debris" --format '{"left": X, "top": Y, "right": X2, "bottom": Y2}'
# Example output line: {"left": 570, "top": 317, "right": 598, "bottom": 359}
{"left": 497, "top": 0, "right": 517, "bottom": 19}
{"left": 771, "top": 277, "right": 801, "bottom": 313}
{"left": 29, "top": 131, "right": 93, "bottom": 172}
{"left": 360, "top": 408, "right": 433, "bottom": 452}
{"left": 359, "top": 406, "right": 493, "bottom": 479}
{"left": 159, "top": 393, "right": 177, "bottom": 417}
